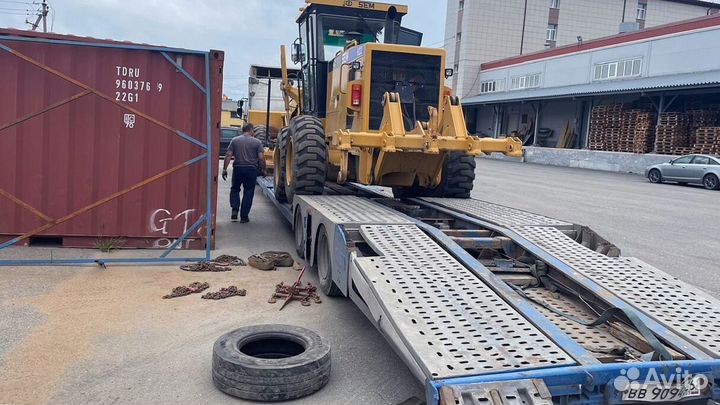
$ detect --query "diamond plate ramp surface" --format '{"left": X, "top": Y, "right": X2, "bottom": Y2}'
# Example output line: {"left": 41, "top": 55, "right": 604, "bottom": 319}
{"left": 297, "top": 195, "right": 411, "bottom": 224}
{"left": 354, "top": 224, "right": 575, "bottom": 379}
{"left": 422, "top": 198, "right": 573, "bottom": 229}
{"left": 515, "top": 225, "right": 720, "bottom": 357}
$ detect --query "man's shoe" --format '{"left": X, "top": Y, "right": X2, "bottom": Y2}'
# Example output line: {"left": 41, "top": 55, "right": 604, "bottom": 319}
{"left": 231, "top": 210, "right": 239, "bottom": 221}
{"left": 240, "top": 217, "right": 249, "bottom": 223}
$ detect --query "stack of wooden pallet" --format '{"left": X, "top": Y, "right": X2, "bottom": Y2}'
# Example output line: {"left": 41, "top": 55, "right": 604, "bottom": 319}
{"left": 619, "top": 109, "right": 643, "bottom": 152}
{"left": 632, "top": 111, "right": 657, "bottom": 154}
{"left": 688, "top": 110, "right": 718, "bottom": 146}
{"left": 654, "top": 113, "right": 690, "bottom": 155}
{"left": 693, "top": 127, "right": 720, "bottom": 154}
{"left": 604, "top": 104, "right": 624, "bottom": 152}
{"left": 588, "top": 106, "right": 608, "bottom": 150}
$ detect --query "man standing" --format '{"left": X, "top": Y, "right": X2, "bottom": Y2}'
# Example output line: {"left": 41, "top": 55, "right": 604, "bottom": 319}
{"left": 222, "top": 123, "right": 265, "bottom": 223}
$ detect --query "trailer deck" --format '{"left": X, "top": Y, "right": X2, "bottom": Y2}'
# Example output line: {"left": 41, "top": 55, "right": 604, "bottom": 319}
{"left": 257, "top": 177, "right": 720, "bottom": 405}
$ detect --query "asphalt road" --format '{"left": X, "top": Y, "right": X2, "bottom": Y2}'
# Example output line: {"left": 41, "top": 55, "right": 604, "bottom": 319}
{"left": 1, "top": 160, "right": 718, "bottom": 405}
{"left": 473, "top": 158, "right": 720, "bottom": 294}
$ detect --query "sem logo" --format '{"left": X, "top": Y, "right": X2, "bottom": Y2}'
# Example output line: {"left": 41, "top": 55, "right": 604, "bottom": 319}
{"left": 123, "top": 113, "right": 136, "bottom": 128}
{"left": 344, "top": 1, "right": 375, "bottom": 9}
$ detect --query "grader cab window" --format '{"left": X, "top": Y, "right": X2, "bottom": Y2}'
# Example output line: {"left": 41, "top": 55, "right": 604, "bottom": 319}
{"left": 318, "top": 15, "right": 384, "bottom": 61}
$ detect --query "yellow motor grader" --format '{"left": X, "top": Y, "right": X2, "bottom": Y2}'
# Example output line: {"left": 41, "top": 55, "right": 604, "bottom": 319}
{"left": 272, "top": 0, "right": 522, "bottom": 201}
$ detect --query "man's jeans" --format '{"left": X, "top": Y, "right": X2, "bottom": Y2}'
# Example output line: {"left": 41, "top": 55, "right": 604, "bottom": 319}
{"left": 230, "top": 165, "right": 258, "bottom": 218}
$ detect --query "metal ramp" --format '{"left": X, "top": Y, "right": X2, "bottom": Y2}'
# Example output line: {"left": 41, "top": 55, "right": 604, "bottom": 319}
{"left": 353, "top": 224, "right": 575, "bottom": 379}
{"left": 421, "top": 198, "right": 573, "bottom": 229}
{"left": 296, "top": 195, "right": 410, "bottom": 224}
{"left": 514, "top": 225, "right": 720, "bottom": 358}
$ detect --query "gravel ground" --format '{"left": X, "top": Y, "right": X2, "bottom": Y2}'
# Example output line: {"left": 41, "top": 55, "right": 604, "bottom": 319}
{"left": 0, "top": 164, "right": 422, "bottom": 405}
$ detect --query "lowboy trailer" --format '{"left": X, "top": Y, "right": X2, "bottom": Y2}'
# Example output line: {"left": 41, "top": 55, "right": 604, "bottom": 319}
{"left": 257, "top": 177, "right": 720, "bottom": 405}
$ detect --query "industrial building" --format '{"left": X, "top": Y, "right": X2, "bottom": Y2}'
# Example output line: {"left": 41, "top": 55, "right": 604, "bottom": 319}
{"left": 446, "top": 0, "right": 720, "bottom": 97}
{"left": 459, "top": 13, "right": 720, "bottom": 172}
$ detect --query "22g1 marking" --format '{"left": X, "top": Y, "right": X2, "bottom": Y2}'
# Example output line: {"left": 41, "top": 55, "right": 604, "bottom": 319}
{"left": 115, "top": 82, "right": 164, "bottom": 104}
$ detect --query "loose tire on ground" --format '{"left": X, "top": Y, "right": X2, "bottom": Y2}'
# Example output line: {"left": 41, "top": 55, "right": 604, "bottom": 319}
{"left": 703, "top": 173, "right": 719, "bottom": 190}
{"left": 314, "top": 225, "right": 342, "bottom": 297}
{"left": 648, "top": 169, "right": 662, "bottom": 184}
{"left": 212, "top": 324, "right": 331, "bottom": 402}
{"left": 274, "top": 127, "right": 289, "bottom": 202}
{"left": 286, "top": 116, "right": 327, "bottom": 202}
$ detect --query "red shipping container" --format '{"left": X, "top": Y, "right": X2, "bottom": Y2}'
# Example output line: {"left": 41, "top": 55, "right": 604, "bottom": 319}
{"left": 0, "top": 28, "right": 223, "bottom": 250}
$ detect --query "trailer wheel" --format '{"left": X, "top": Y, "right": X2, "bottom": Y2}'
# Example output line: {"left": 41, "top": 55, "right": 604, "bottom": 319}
{"left": 254, "top": 125, "right": 269, "bottom": 146}
{"left": 294, "top": 208, "right": 305, "bottom": 259}
{"left": 273, "top": 127, "right": 289, "bottom": 202}
{"left": 212, "top": 324, "right": 331, "bottom": 402}
{"left": 315, "top": 225, "right": 342, "bottom": 297}
{"left": 433, "top": 152, "right": 476, "bottom": 198}
{"left": 286, "top": 116, "right": 327, "bottom": 202}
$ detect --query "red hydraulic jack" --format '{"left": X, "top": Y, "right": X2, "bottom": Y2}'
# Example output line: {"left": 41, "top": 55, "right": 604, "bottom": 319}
{"left": 268, "top": 266, "right": 322, "bottom": 310}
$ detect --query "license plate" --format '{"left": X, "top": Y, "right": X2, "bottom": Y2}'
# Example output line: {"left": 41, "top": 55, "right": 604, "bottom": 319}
{"left": 621, "top": 376, "right": 703, "bottom": 402}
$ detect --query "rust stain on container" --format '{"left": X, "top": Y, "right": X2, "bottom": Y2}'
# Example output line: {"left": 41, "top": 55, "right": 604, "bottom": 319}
{"left": 0, "top": 28, "right": 223, "bottom": 249}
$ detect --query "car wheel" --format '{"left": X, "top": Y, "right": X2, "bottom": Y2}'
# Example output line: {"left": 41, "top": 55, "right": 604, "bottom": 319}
{"left": 648, "top": 169, "right": 662, "bottom": 184}
{"left": 703, "top": 174, "right": 719, "bottom": 190}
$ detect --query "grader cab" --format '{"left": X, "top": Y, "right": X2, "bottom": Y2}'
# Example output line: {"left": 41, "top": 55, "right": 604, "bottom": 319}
{"left": 272, "top": 0, "right": 522, "bottom": 201}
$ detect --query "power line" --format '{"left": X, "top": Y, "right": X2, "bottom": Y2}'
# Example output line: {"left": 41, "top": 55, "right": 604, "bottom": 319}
{"left": 24, "top": 0, "right": 48, "bottom": 32}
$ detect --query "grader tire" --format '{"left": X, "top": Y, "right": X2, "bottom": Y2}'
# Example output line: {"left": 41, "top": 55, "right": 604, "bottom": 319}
{"left": 286, "top": 116, "right": 327, "bottom": 202}
{"left": 273, "top": 127, "right": 289, "bottom": 202}
{"left": 435, "top": 152, "right": 476, "bottom": 198}
{"left": 254, "top": 125, "right": 268, "bottom": 146}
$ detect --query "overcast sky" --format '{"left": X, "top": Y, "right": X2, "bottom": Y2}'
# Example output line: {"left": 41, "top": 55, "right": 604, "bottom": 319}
{"left": 0, "top": 0, "right": 447, "bottom": 99}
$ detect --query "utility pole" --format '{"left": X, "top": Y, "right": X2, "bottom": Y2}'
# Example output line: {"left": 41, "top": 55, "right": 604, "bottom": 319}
{"left": 41, "top": 0, "right": 48, "bottom": 32}
{"left": 28, "top": 0, "right": 49, "bottom": 32}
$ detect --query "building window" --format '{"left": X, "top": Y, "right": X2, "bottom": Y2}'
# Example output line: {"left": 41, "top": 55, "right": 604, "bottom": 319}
{"left": 510, "top": 73, "right": 541, "bottom": 90}
{"left": 480, "top": 81, "right": 495, "bottom": 93}
{"left": 459, "top": 0, "right": 464, "bottom": 11}
{"left": 593, "top": 58, "right": 642, "bottom": 80}
{"left": 480, "top": 80, "right": 504, "bottom": 93}
{"left": 636, "top": 3, "right": 647, "bottom": 20}
{"left": 546, "top": 24, "right": 558, "bottom": 41}
{"left": 550, "top": 0, "right": 559, "bottom": 9}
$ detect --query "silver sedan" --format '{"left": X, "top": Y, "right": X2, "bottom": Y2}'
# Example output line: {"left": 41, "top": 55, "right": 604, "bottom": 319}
{"left": 646, "top": 154, "right": 720, "bottom": 190}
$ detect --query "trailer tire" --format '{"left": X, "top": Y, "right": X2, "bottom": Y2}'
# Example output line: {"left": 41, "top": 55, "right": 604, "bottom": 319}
{"left": 274, "top": 127, "right": 289, "bottom": 202}
{"left": 434, "top": 152, "right": 476, "bottom": 198}
{"left": 212, "top": 324, "right": 331, "bottom": 402}
{"left": 294, "top": 208, "right": 305, "bottom": 259}
{"left": 254, "top": 125, "right": 269, "bottom": 146}
{"left": 315, "top": 225, "right": 342, "bottom": 297}
{"left": 286, "top": 116, "right": 327, "bottom": 202}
